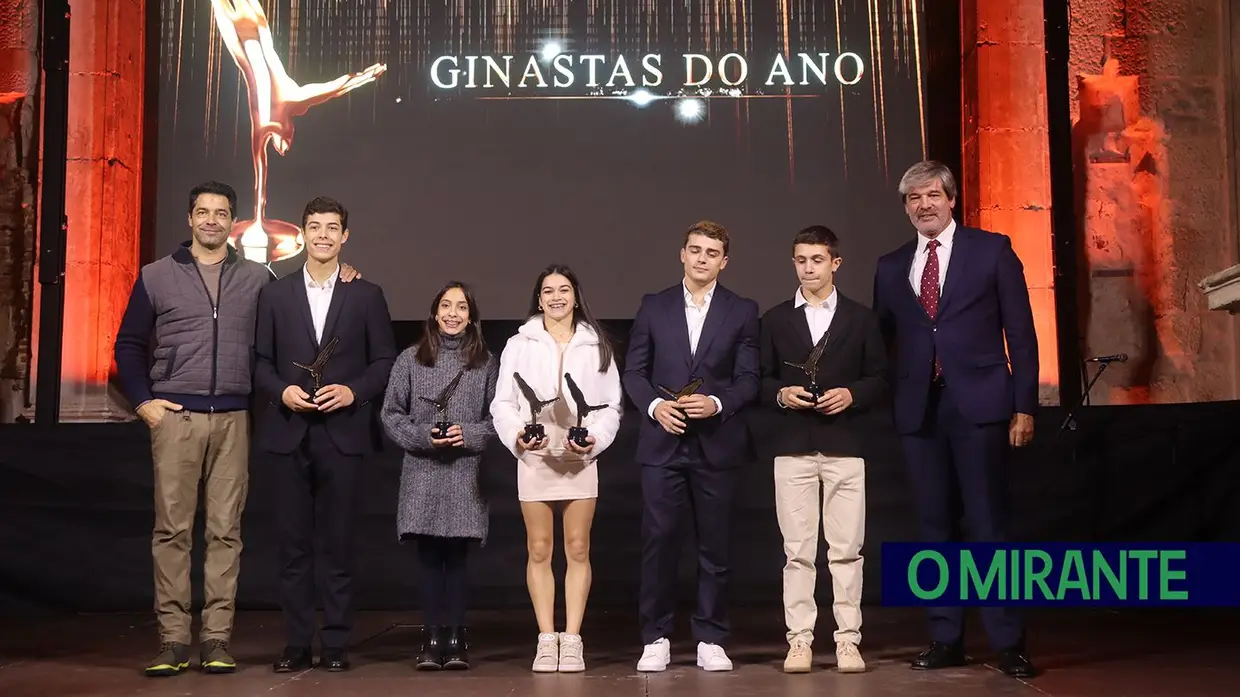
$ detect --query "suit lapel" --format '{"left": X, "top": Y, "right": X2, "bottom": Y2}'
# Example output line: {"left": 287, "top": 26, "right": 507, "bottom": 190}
{"left": 895, "top": 242, "right": 926, "bottom": 316}
{"left": 785, "top": 301, "right": 814, "bottom": 353}
{"left": 291, "top": 273, "right": 319, "bottom": 348}
{"left": 665, "top": 288, "right": 693, "bottom": 368}
{"left": 937, "top": 227, "right": 970, "bottom": 316}
{"left": 319, "top": 279, "right": 350, "bottom": 349}
{"left": 691, "top": 287, "right": 732, "bottom": 372}
{"left": 822, "top": 297, "right": 853, "bottom": 355}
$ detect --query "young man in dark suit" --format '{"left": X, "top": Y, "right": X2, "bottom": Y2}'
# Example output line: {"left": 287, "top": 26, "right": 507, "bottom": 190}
{"left": 755, "top": 225, "right": 888, "bottom": 674}
{"left": 872, "top": 160, "right": 1038, "bottom": 678}
{"left": 253, "top": 196, "right": 397, "bottom": 673}
{"left": 622, "top": 220, "right": 761, "bottom": 672}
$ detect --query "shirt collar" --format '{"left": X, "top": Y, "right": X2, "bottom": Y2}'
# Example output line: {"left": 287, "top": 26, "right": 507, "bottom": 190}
{"left": 303, "top": 263, "right": 340, "bottom": 289}
{"left": 794, "top": 285, "right": 837, "bottom": 309}
{"left": 683, "top": 279, "right": 716, "bottom": 308}
{"left": 917, "top": 218, "right": 957, "bottom": 255}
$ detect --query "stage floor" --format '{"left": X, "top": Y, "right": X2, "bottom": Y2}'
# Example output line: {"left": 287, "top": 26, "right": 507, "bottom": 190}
{"left": 1, "top": 606, "right": 1236, "bottom": 696}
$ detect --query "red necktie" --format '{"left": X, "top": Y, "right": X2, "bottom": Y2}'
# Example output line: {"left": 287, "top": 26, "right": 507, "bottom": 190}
{"left": 918, "top": 240, "right": 942, "bottom": 378}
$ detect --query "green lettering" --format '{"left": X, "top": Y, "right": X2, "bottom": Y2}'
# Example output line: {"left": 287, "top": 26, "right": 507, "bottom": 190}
{"left": 1056, "top": 550, "right": 1090, "bottom": 599}
{"left": 1023, "top": 550, "right": 1054, "bottom": 599}
{"left": 1159, "top": 550, "right": 1188, "bottom": 600}
{"left": 1010, "top": 546, "right": 1020, "bottom": 599}
{"left": 1091, "top": 550, "right": 1126, "bottom": 600}
{"left": 908, "top": 551, "right": 949, "bottom": 600}
{"left": 962, "top": 549, "right": 1004, "bottom": 600}
{"left": 1129, "top": 550, "right": 1157, "bottom": 600}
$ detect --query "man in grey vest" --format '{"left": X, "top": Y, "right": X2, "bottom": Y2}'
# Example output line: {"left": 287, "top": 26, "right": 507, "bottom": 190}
{"left": 113, "top": 181, "right": 358, "bottom": 677}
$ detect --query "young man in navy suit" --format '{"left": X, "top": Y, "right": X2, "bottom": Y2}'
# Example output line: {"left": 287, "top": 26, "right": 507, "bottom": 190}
{"left": 872, "top": 161, "right": 1038, "bottom": 678}
{"left": 622, "top": 220, "right": 760, "bottom": 672}
{"left": 755, "top": 225, "right": 887, "bottom": 674}
{"left": 253, "top": 196, "right": 397, "bottom": 673}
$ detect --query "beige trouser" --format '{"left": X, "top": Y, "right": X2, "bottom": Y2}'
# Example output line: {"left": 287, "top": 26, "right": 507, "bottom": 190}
{"left": 149, "top": 410, "right": 250, "bottom": 645}
{"left": 773, "top": 453, "right": 865, "bottom": 647}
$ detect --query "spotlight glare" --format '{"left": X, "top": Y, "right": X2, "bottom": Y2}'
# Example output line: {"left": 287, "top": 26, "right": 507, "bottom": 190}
{"left": 628, "top": 89, "right": 656, "bottom": 107}
{"left": 675, "top": 98, "right": 705, "bottom": 123}
{"left": 541, "top": 42, "right": 562, "bottom": 61}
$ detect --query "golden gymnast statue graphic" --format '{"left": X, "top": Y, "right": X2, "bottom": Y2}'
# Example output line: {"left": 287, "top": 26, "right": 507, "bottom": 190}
{"left": 209, "top": 0, "right": 386, "bottom": 264}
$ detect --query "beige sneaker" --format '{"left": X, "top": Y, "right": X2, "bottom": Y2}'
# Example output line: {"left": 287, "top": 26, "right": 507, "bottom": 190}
{"left": 783, "top": 638, "right": 812, "bottom": 673}
{"left": 836, "top": 641, "right": 866, "bottom": 673}
{"left": 532, "top": 633, "right": 558, "bottom": 672}
{"left": 557, "top": 633, "right": 585, "bottom": 672}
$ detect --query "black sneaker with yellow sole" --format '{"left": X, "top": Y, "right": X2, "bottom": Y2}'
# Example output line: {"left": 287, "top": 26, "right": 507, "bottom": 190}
{"left": 200, "top": 638, "right": 237, "bottom": 674}
{"left": 144, "top": 642, "right": 189, "bottom": 677}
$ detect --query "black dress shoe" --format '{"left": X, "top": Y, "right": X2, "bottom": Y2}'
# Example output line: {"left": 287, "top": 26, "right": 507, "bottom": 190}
{"left": 997, "top": 649, "right": 1037, "bottom": 678}
{"left": 910, "top": 642, "right": 967, "bottom": 669}
{"left": 442, "top": 626, "right": 470, "bottom": 670}
{"left": 273, "top": 646, "right": 312, "bottom": 673}
{"left": 416, "top": 626, "right": 443, "bottom": 670}
{"left": 320, "top": 648, "right": 350, "bottom": 672}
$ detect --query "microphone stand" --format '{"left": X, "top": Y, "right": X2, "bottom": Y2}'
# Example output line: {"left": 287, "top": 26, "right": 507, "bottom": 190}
{"left": 1053, "top": 358, "right": 1118, "bottom": 541}
{"left": 1056, "top": 359, "right": 1117, "bottom": 438}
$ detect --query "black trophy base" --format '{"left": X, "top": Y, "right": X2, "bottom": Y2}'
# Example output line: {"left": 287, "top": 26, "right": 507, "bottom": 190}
{"left": 433, "top": 421, "right": 454, "bottom": 439}
{"left": 806, "top": 385, "right": 824, "bottom": 403}
{"left": 521, "top": 423, "right": 546, "bottom": 443}
{"left": 568, "top": 426, "right": 590, "bottom": 448}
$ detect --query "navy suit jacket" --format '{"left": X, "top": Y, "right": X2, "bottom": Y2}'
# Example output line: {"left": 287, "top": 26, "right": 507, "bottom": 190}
{"left": 872, "top": 225, "right": 1039, "bottom": 434}
{"left": 622, "top": 282, "right": 761, "bottom": 468}
{"left": 253, "top": 271, "right": 397, "bottom": 455}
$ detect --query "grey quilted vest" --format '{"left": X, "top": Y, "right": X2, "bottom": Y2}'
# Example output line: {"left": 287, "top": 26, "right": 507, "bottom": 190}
{"left": 141, "top": 243, "right": 273, "bottom": 398}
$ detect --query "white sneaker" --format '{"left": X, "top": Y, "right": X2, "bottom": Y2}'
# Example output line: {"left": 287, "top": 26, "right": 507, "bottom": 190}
{"left": 835, "top": 641, "right": 866, "bottom": 673}
{"left": 558, "top": 633, "right": 585, "bottom": 672}
{"left": 696, "top": 642, "right": 733, "bottom": 671}
{"left": 783, "top": 638, "right": 813, "bottom": 673}
{"left": 532, "top": 632, "right": 558, "bottom": 672}
{"left": 636, "top": 637, "right": 670, "bottom": 672}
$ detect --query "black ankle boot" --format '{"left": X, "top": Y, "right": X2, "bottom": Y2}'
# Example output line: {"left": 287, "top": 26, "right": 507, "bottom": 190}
{"left": 415, "top": 626, "right": 443, "bottom": 670}
{"left": 442, "top": 626, "right": 470, "bottom": 669}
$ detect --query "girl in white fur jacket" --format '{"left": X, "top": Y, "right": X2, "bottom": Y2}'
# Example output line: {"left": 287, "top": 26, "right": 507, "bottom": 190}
{"left": 489, "top": 264, "right": 624, "bottom": 674}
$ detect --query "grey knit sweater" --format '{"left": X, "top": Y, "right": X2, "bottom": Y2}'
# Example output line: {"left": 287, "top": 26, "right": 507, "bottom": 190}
{"left": 380, "top": 333, "right": 499, "bottom": 542}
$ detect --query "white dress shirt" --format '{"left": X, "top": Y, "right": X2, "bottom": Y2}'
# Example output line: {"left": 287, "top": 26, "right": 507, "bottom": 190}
{"left": 908, "top": 218, "right": 956, "bottom": 292}
{"left": 795, "top": 285, "right": 838, "bottom": 344}
{"left": 303, "top": 263, "right": 339, "bottom": 343}
{"left": 776, "top": 286, "right": 838, "bottom": 408}
{"left": 647, "top": 280, "right": 724, "bottom": 419}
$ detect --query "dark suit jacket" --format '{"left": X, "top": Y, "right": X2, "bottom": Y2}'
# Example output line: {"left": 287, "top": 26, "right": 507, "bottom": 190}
{"left": 872, "top": 225, "right": 1039, "bottom": 434}
{"left": 622, "top": 282, "right": 760, "bottom": 468}
{"left": 253, "top": 271, "right": 397, "bottom": 455}
{"left": 752, "top": 291, "right": 889, "bottom": 461}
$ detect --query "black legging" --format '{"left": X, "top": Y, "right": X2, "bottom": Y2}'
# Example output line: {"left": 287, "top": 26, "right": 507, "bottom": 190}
{"left": 416, "top": 536, "right": 470, "bottom": 626}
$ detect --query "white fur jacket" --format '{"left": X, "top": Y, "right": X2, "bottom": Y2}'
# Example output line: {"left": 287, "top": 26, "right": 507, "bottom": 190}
{"left": 489, "top": 316, "right": 624, "bottom": 460}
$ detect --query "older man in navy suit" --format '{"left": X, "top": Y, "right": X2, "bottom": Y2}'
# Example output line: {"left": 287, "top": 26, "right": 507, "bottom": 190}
{"left": 872, "top": 161, "right": 1038, "bottom": 678}
{"left": 622, "top": 220, "right": 760, "bottom": 673}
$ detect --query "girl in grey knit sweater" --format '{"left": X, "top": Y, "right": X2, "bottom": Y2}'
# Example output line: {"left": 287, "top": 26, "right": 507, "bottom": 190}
{"left": 380, "top": 282, "right": 498, "bottom": 671}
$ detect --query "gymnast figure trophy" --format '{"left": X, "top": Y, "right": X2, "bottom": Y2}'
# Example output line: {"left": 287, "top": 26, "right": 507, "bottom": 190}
{"left": 292, "top": 336, "right": 340, "bottom": 394}
{"left": 784, "top": 330, "right": 831, "bottom": 403}
{"left": 563, "top": 373, "right": 609, "bottom": 449}
{"left": 657, "top": 376, "right": 704, "bottom": 402}
{"left": 418, "top": 367, "right": 466, "bottom": 440}
{"left": 513, "top": 373, "right": 556, "bottom": 444}
{"left": 209, "top": 0, "right": 386, "bottom": 265}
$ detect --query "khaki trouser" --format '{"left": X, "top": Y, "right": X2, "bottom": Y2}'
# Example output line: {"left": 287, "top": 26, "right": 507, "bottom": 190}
{"left": 773, "top": 453, "right": 865, "bottom": 646}
{"left": 149, "top": 410, "right": 250, "bottom": 645}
